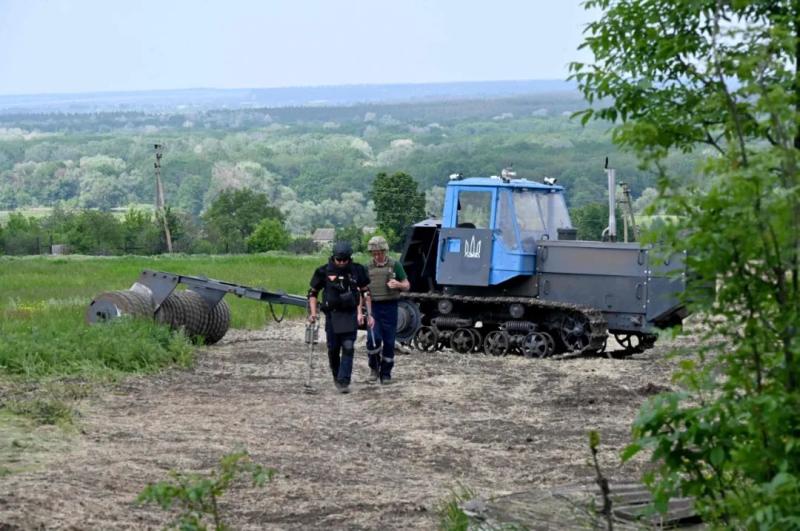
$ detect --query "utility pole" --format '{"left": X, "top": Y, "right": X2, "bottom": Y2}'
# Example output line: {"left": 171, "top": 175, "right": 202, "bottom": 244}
{"left": 154, "top": 143, "right": 173, "bottom": 253}
{"left": 618, "top": 182, "right": 638, "bottom": 243}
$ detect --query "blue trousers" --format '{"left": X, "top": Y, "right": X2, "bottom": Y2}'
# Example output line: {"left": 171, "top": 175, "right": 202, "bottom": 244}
{"left": 367, "top": 300, "right": 398, "bottom": 379}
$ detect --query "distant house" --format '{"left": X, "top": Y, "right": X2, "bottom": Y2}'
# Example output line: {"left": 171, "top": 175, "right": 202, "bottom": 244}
{"left": 312, "top": 228, "right": 335, "bottom": 247}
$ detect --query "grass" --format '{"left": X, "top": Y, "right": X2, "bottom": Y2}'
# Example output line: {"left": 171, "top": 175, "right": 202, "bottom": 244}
{"left": 437, "top": 485, "right": 476, "bottom": 531}
{"left": 0, "top": 252, "right": 324, "bottom": 467}
{"left": 0, "top": 252, "right": 323, "bottom": 328}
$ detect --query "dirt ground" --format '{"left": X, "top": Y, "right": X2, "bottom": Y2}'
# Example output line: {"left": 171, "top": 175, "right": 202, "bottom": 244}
{"left": 0, "top": 321, "right": 690, "bottom": 530}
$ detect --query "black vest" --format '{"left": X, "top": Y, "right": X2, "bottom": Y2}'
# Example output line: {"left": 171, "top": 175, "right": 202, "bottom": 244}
{"left": 321, "top": 262, "right": 359, "bottom": 312}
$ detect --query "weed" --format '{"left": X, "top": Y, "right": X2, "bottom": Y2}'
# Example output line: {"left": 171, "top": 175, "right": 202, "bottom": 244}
{"left": 4, "top": 397, "right": 74, "bottom": 426}
{"left": 437, "top": 484, "right": 475, "bottom": 531}
{"left": 137, "top": 450, "right": 274, "bottom": 530}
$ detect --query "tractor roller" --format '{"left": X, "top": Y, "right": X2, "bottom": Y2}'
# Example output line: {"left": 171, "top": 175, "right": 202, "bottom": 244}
{"left": 86, "top": 290, "right": 155, "bottom": 324}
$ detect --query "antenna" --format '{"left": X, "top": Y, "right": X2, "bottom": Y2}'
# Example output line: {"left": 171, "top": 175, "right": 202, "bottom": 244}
{"left": 154, "top": 144, "right": 173, "bottom": 253}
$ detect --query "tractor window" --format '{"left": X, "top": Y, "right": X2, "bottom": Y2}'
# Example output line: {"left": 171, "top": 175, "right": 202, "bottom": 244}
{"left": 456, "top": 191, "right": 492, "bottom": 229}
{"left": 513, "top": 190, "right": 546, "bottom": 251}
{"left": 540, "top": 193, "right": 572, "bottom": 238}
{"left": 496, "top": 189, "right": 518, "bottom": 249}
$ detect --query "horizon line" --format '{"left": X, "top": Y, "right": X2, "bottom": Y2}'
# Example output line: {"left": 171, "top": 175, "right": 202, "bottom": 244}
{"left": 0, "top": 78, "right": 576, "bottom": 99}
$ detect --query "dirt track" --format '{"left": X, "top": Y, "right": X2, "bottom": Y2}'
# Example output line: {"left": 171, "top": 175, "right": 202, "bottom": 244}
{"left": 0, "top": 321, "right": 686, "bottom": 529}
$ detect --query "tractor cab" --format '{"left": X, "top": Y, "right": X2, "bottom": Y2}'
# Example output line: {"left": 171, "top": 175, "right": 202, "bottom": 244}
{"left": 437, "top": 176, "right": 572, "bottom": 287}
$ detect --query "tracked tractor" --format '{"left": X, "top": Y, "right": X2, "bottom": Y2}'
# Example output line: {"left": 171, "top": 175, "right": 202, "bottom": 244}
{"left": 393, "top": 170, "right": 687, "bottom": 357}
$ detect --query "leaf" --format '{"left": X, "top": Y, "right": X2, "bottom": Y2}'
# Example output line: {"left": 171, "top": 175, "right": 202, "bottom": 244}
{"left": 621, "top": 442, "right": 642, "bottom": 462}
{"left": 709, "top": 446, "right": 725, "bottom": 467}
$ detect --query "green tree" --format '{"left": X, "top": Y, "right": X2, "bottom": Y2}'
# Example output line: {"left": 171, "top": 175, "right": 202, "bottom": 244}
{"left": 122, "top": 208, "right": 162, "bottom": 255}
{"left": 371, "top": 171, "right": 425, "bottom": 250}
{"left": 203, "top": 189, "right": 283, "bottom": 253}
{"left": 573, "top": 0, "right": 800, "bottom": 526}
{"left": 246, "top": 218, "right": 290, "bottom": 252}
{"left": 64, "top": 210, "right": 124, "bottom": 255}
{"left": 334, "top": 224, "right": 366, "bottom": 253}
{"left": 2, "top": 213, "right": 42, "bottom": 255}
{"left": 570, "top": 202, "right": 622, "bottom": 241}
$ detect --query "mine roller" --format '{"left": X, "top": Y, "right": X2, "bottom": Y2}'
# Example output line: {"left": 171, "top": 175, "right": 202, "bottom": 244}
{"left": 393, "top": 168, "right": 688, "bottom": 357}
{"left": 86, "top": 270, "right": 307, "bottom": 344}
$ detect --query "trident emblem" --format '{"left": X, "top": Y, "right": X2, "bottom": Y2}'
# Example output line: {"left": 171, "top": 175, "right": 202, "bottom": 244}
{"left": 464, "top": 236, "right": 481, "bottom": 259}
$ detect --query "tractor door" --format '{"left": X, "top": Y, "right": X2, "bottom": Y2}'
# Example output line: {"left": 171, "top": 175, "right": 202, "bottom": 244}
{"left": 437, "top": 188, "right": 494, "bottom": 286}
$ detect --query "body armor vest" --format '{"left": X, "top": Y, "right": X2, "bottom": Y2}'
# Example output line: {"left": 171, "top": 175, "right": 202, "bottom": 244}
{"left": 322, "top": 263, "right": 358, "bottom": 312}
{"left": 368, "top": 258, "right": 399, "bottom": 302}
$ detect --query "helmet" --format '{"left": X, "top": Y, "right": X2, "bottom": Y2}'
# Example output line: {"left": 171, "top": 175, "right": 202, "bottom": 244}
{"left": 367, "top": 235, "right": 389, "bottom": 251}
{"left": 332, "top": 241, "right": 353, "bottom": 261}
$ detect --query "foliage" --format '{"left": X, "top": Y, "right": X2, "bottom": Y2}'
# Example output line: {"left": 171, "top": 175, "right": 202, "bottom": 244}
{"left": 0, "top": 94, "right": 710, "bottom": 243}
{"left": 137, "top": 450, "right": 274, "bottom": 531}
{"left": 245, "top": 218, "right": 290, "bottom": 253}
{"left": 0, "top": 313, "right": 194, "bottom": 378}
{"left": 573, "top": 0, "right": 800, "bottom": 526}
{"left": 436, "top": 484, "right": 475, "bottom": 531}
{"left": 286, "top": 237, "right": 318, "bottom": 254}
{"left": 202, "top": 189, "right": 283, "bottom": 253}
{"left": 334, "top": 224, "right": 366, "bottom": 253}
{"left": 570, "top": 202, "right": 621, "bottom": 241}
{"left": 371, "top": 172, "right": 425, "bottom": 250}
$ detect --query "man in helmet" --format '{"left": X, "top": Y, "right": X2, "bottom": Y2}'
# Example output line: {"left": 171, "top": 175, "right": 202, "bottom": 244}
{"left": 308, "top": 241, "right": 373, "bottom": 393}
{"left": 365, "top": 235, "right": 410, "bottom": 384}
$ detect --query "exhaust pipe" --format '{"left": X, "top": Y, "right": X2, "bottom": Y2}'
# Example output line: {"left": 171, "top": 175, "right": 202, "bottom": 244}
{"left": 604, "top": 158, "right": 617, "bottom": 242}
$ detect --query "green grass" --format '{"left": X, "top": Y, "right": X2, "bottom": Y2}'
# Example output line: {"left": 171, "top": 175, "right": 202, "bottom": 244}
{"left": 0, "top": 252, "right": 323, "bottom": 329}
{"left": 0, "top": 252, "right": 323, "bottom": 444}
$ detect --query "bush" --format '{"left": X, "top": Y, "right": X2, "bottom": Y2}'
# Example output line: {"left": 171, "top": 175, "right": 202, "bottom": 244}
{"left": 246, "top": 218, "right": 290, "bottom": 253}
{"left": 137, "top": 450, "right": 274, "bottom": 530}
{"left": 287, "top": 237, "right": 318, "bottom": 254}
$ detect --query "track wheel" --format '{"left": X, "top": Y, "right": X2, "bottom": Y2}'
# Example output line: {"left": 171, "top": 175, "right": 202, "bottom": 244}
{"left": 450, "top": 328, "right": 476, "bottom": 354}
{"left": 560, "top": 313, "right": 592, "bottom": 352}
{"left": 469, "top": 328, "right": 483, "bottom": 353}
{"left": 413, "top": 326, "right": 439, "bottom": 352}
{"left": 484, "top": 330, "right": 510, "bottom": 356}
{"left": 614, "top": 333, "right": 644, "bottom": 353}
{"left": 522, "top": 331, "right": 554, "bottom": 358}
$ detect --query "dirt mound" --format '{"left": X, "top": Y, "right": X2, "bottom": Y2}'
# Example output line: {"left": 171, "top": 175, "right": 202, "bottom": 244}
{"left": 0, "top": 322, "right": 680, "bottom": 529}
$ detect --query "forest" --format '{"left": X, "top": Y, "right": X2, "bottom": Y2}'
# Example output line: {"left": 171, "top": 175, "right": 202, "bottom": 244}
{"left": 0, "top": 91, "right": 698, "bottom": 255}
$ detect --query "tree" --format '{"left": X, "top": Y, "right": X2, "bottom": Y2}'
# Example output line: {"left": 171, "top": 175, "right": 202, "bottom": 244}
{"left": 570, "top": 202, "right": 621, "bottom": 241}
{"left": 203, "top": 189, "right": 283, "bottom": 253}
{"left": 334, "top": 224, "right": 366, "bottom": 253}
{"left": 122, "top": 208, "right": 163, "bottom": 255}
{"left": 64, "top": 210, "right": 124, "bottom": 255}
{"left": 572, "top": 1, "right": 800, "bottom": 526}
{"left": 246, "top": 218, "right": 290, "bottom": 252}
{"left": 370, "top": 172, "right": 425, "bottom": 250}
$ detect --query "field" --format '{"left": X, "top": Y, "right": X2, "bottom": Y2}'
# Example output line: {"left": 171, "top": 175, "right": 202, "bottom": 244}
{"left": 0, "top": 255, "right": 688, "bottom": 529}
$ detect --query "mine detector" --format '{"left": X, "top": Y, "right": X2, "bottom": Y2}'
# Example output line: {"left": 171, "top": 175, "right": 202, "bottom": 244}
{"left": 393, "top": 171, "right": 688, "bottom": 357}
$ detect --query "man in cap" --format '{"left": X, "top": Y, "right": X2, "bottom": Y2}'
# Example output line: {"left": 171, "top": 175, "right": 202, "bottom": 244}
{"left": 308, "top": 241, "right": 373, "bottom": 393}
{"left": 365, "top": 235, "right": 410, "bottom": 384}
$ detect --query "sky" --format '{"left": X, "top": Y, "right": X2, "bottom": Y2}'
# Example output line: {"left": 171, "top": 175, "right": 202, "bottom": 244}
{"left": 0, "top": 0, "right": 597, "bottom": 96}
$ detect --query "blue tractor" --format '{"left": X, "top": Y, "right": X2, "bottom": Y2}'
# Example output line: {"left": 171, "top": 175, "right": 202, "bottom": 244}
{"left": 395, "top": 172, "right": 687, "bottom": 357}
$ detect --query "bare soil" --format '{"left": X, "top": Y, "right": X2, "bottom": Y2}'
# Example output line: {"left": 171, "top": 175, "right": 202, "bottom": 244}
{"left": 0, "top": 322, "right": 691, "bottom": 530}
